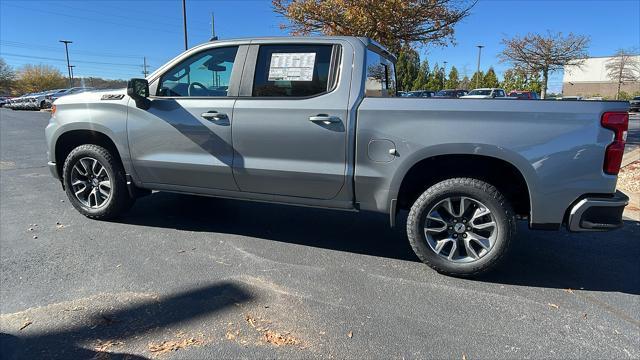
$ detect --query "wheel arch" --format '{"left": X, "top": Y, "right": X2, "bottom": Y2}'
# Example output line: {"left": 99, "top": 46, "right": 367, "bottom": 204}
{"left": 392, "top": 151, "right": 534, "bottom": 221}
{"left": 53, "top": 129, "right": 124, "bottom": 181}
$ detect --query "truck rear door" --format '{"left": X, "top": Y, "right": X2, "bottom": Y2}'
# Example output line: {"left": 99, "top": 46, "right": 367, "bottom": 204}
{"left": 231, "top": 41, "right": 351, "bottom": 200}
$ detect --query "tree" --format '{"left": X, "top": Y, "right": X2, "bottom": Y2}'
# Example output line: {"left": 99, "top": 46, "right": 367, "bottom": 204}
{"left": 272, "top": 0, "right": 476, "bottom": 56}
{"left": 470, "top": 71, "right": 484, "bottom": 89}
{"left": 500, "top": 68, "right": 525, "bottom": 92}
{"left": 605, "top": 49, "right": 640, "bottom": 100}
{"left": 445, "top": 66, "right": 459, "bottom": 89}
{"left": 15, "top": 64, "right": 67, "bottom": 94}
{"left": 483, "top": 67, "right": 499, "bottom": 88}
{"left": 459, "top": 75, "right": 471, "bottom": 90}
{"left": 412, "top": 59, "right": 430, "bottom": 90}
{"left": 500, "top": 31, "right": 590, "bottom": 99}
{"left": 0, "top": 58, "right": 16, "bottom": 95}
{"left": 427, "top": 62, "right": 444, "bottom": 90}
{"left": 396, "top": 46, "right": 420, "bottom": 91}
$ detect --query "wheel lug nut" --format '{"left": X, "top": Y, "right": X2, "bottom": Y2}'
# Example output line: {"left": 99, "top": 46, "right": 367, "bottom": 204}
{"left": 463, "top": 233, "right": 467, "bottom": 238}
{"left": 453, "top": 219, "right": 457, "bottom": 223}
{"left": 462, "top": 219, "right": 467, "bottom": 223}
{"left": 453, "top": 234, "right": 458, "bottom": 238}
{"left": 467, "top": 227, "right": 471, "bottom": 231}
{"left": 448, "top": 226, "right": 453, "bottom": 230}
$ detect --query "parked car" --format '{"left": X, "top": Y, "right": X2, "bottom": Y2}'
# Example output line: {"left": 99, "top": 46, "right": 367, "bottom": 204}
{"left": 403, "top": 90, "right": 436, "bottom": 98}
{"left": 0, "top": 96, "right": 11, "bottom": 107}
{"left": 433, "top": 89, "right": 468, "bottom": 98}
{"left": 508, "top": 91, "right": 539, "bottom": 100}
{"left": 629, "top": 96, "right": 640, "bottom": 112}
{"left": 46, "top": 36, "right": 630, "bottom": 277}
{"left": 461, "top": 88, "right": 507, "bottom": 99}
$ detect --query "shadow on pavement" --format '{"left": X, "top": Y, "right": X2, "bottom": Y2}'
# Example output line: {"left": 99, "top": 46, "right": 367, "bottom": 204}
{"left": 0, "top": 282, "right": 252, "bottom": 359}
{"left": 119, "top": 193, "right": 639, "bottom": 295}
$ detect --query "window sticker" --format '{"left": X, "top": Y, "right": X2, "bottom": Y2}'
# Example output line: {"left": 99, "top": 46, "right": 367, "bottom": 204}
{"left": 268, "top": 52, "right": 316, "bottom": 81}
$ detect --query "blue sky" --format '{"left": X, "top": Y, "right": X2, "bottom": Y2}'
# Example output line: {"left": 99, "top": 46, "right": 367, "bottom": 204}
{"left": 1, "top": 0, "right": 639, "bottom": 93}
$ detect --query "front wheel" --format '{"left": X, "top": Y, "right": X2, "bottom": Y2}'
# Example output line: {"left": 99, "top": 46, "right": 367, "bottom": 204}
{"left": 406, "top": 178, "right": 515, "bottom": 277}
{"left": 62, "top": 144, "right": 134, "bottom": 220}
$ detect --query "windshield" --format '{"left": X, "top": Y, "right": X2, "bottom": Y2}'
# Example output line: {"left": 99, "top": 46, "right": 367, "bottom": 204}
{"left": 468, "top": 89, "right": 492, "bottom": 96}
{"left": 435, "top": 90, "right": 454, "bottom": 97}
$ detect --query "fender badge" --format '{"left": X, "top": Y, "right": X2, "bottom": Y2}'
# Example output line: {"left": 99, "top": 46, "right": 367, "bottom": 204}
{"left": 101, "top": 94, "right": 125, "bottom": 100}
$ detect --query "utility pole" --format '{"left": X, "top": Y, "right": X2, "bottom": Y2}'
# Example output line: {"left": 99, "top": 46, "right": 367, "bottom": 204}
{"left": 142, "top": 57, "right": 149, "bottom": 77}
{"left": 443, "top": 61, "right": 448, "bottom": 89}
{"left": 69, "top": 65, "right": 75, "bottom": 86}
{"left": 59, "top": 40, "right": 73, "bottom": 87}
{"left": 182, "top": 0, "right": 188, "bottom": 50}
{"left": 210, "top": 12, "right": 218, "bottom": 41}
{"left": 475, "top": 45, "right": 484, "bottom": 89}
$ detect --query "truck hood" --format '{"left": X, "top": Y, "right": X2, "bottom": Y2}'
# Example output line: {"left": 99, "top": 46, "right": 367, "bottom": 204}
{"left": 53, "top": 88, "right": 127, "bottom": 105}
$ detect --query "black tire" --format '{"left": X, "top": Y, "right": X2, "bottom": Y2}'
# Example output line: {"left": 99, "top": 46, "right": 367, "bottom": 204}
{"left": 406, "top": 177, "right": 515, "bottom": 277}
{"left": 62, "top": 144, "right": 134, "bottom": 220}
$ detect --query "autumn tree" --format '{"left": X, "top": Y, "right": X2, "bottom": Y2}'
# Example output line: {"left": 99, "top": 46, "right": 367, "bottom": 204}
{"left": 483, "top": 67, "right": 499, "bottom": 88}
{"left": 15, "top": 64, "right": 67, "bottom": 94}
{"left": 0, "top": 58, "right": 16, "bottom": 95}
{"left": 500, "top": 31, "right": 589, "bottom": 99}
{"left": 445, "top": 66, "right": 459, "bottom": 89}
{"left": 412, "top": 59, "right": 430, "bottom": 90}
{"left": 605, "top": 49, "right": 640, "bottom": 100}
{"left": 396, "top": 47, "right": 420, "bottom": 91}
{"left": 273, "top": 0, "right": 476, "bottom": 56}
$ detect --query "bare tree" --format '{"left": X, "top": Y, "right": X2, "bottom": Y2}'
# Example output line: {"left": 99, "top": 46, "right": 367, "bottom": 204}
{"left": 272, "top": 0, "right": 476, "bottom": 56}
{"left": 500, "top": 32, "right": 590, "bottom": 99}
{"left": 605, "top": 49, "right": 640, "bottom": 100}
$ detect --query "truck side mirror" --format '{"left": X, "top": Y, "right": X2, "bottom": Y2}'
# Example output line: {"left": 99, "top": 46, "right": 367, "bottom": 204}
{"left": 127, "top": 78, "right": 150, "bottom": 110}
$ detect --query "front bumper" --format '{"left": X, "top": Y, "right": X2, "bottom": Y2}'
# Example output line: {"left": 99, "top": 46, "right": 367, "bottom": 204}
{"left": 567, "top": 191, "right": 629, "bottom": 232}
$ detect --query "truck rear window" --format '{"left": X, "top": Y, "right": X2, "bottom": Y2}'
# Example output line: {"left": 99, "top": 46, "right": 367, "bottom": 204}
{"left": 365, "top": 49, "right": 396, "bottom": 97}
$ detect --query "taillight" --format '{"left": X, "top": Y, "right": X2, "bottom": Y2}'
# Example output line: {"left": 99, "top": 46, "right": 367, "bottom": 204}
{"left": 601, "top": 111, "right": 628, "bottom": 175}
{"left": 51, "top": 104, "right": 56, "bottom": 117}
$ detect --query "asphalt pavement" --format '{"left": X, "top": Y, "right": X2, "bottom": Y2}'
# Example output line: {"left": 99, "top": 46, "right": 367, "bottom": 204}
{"left": 1, "top": 108, "right": 638, "bottom": 359}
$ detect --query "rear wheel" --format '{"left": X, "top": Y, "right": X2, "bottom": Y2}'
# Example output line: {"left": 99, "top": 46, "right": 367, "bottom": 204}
{"left": 62, "top": 144, "right": 134, "bottom": 220}
{"left": 406, "top": 178, "right": 515, "bottom": 277}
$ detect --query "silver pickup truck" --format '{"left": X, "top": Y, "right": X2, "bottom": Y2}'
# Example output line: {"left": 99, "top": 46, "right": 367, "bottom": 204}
{"left": 45, "top": 36, "right": 630, "bottom": 277}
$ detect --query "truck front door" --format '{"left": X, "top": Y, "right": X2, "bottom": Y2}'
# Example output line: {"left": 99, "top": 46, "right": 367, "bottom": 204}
{"left": 231, "top": 42, "right": 352, "bottom": 200}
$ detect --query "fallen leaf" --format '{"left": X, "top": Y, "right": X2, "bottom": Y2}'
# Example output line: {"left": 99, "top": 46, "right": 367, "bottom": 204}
{"left": 462, "top": 353, "right": 467, "bottom": 360}
{"left": 564, "top": 288, "right": 574, "bottom": 294}
{"left": 245, "top": 315, "right": 257, "bottom": 328}
{"left": 263, "top": 330, "right": 298, "bottom": 346}
{"left": 94, "top": 339, "right": 123, "bottom": 352}
{"left": 347, "top": 330, "right": 353, "bottom": 338}
{"left": 548, "top": 303, "right": 559, "bottom": 309}
{"left": 19, "top": 320, "right": 32, "bottom": 331}
{"left": 148, "top": 337, "right": 204, "bottom": 354}
{"left": 177, "top": 250, "right": 186, "bottom": 253}
{"left": 583, "top": 313, "right": 588, "bottom": 320}
{"left": 32, "top": 236, "right": 38, "bottom": 239}
{"left": 225, "top": 330, "right": 240, "bottom": 340}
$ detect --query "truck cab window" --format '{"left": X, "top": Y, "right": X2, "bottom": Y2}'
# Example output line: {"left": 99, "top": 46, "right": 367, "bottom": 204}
{"left": 252, "top": 44, "right": 335, "bottom": 97}
{"left": 158, "top": 46, "right": 239, "bottom": 97}
{"left": 365, "top": 49, "right": 396, "bottom": 97}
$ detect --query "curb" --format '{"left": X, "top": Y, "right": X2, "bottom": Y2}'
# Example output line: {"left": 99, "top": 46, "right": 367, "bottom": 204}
{"left": 622, "top": 148, "right": 640, "bottom": 168}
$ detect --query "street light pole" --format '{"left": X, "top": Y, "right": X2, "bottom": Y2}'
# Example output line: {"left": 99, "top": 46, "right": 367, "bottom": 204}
{"left": 59, "top": 40, "right": 73, "bottom": 87}
{"left": 182, "top": 0, "right": 188, "bottom": 50}
{"left": 475, "top": 45, "right": 484, "bottom": 89}
{"left": 443, "top": 61, "right": 448, "bottom": 89}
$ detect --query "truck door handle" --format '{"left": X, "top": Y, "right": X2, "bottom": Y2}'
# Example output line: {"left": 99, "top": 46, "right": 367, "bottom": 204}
{"left": 201, "top": 111, "right": 228, "bottom": 121}
{"left": 309, "top": 115, "right": 341, "bottom": 125}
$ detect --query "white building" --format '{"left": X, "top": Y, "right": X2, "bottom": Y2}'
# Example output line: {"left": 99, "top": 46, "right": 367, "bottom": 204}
{"left": 562, "top": 55, "right": 640, "bottom": 98}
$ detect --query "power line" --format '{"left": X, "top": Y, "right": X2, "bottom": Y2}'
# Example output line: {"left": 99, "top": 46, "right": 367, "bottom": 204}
{"left": 1, "top": 52, "right": 148, "bottom": 68}
{"left": 0, "top": 40, "right": 154, "bottom": 60}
